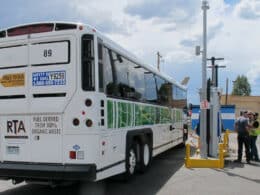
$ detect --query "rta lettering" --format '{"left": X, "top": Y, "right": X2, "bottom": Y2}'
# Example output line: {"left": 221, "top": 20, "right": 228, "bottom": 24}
{"left": 7, "top": 120, "right": 26, "bottom": 134}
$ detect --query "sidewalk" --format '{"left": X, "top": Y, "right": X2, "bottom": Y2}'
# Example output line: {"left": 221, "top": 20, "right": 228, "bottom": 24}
{"left": 157, "top": 132, "right": 260, "bottom": 195}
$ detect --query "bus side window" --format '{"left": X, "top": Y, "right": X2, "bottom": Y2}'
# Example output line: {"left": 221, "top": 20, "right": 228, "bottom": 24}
{"left": 144, "top": 73, "right": 157, "bottom": 103}
{"left": 98, "top": 41, "right": 104, "bottom": 92}
{"left": 82, "top": 34, "right": 95, "bottom": 91}
{"left": 172, "top": 85, "right": 187, "bottom": 109}
{"left": 100, "top": 48, "right": 113, "bottom": 95}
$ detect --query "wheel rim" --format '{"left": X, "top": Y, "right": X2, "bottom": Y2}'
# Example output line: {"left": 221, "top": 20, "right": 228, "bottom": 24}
{"left": 129, "top": 149, "right": 136, "bottom": 174}
{"left": 143, "top": 144, "right": 150, "bottom": 166}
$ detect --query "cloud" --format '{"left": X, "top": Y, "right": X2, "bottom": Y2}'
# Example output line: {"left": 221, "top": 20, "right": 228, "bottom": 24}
{"left": 0, "top": 0, "right": 130, "bottom": 34}
{"left": 208, "top": 22, "right": 224, "bottom": 40}
{"left": 224, "top": 0, "right": 241, "bottom": 6}
{"left": 124, "top": 0, "right": 200, "bottom": 26}
{"left": 164, "top": 49, "right": 194, "bottom": 65}
{"left": 68, "top": 0, "right": 132, "bottom": 34}
{"left": 0, "top": 0, "right": 74, "bottom": 28}
{"left": 234, "top": 0, "right": 260, "bottom": 20}
{"left": 247, "top": 64, "right": 260, "bottom": 85}
{"left": 180, "top": 39, "right": 198, "bottom": 47}
{"left": 247, "top": 65, "right": 260, "bottom": 96}
{"left": 180, "top": 21, "right": 224, "bottom": 48}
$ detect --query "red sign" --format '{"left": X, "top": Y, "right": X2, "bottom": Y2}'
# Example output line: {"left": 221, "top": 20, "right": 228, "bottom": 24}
{"left": 200, "top": 100, "right": 209, "bottom": 110}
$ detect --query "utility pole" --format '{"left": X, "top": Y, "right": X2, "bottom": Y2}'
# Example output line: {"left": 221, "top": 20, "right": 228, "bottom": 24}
{"left": 200, "top": 0, "right": 210, "bottom": 158}
{"left": 157, "top": 51, "right": 162, "bottom": 71}
{"left": 225, "top": 78, "right": 228, "bottom": 105}
{"left": 207, "top": 57, "right": 226, "bottom": 157}
{"left": 207, "top": 57, "right": 225, "bottom": 87}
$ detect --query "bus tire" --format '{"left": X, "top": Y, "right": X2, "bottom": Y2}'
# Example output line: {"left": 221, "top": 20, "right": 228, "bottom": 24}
{"left": 125, "top": 141, "right": 138, "bottom": 179}
{"left": 139, "top": 139, "right": 152, "bottom": 173}
{"left": 179, "top": 124, "right": 188, "bottom": 148}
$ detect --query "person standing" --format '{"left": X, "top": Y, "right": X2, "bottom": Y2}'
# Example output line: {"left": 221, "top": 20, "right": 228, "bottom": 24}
{"left": 249, "top": 112, "right": 259, "bottom": 161}
{"left": 234, "top": 111, "right": 251, "bottom": 164}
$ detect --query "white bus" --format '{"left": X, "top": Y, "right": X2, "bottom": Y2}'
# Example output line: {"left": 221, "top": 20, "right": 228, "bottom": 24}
{"left": 0, "top": 22, "right": 188, "bottom": 184}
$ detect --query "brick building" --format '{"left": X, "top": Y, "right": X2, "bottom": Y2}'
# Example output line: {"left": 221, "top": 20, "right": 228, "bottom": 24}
{"left": 220, "top": 95, "right": 260, "bottom": 117}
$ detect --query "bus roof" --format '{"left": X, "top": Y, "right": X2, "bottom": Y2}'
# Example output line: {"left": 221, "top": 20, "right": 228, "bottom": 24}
{"left": 0, "top": 21, "right": 187, "bottom": 90}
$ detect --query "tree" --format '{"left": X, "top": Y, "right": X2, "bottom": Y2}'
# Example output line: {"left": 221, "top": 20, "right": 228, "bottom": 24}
{"left": 232, "top": 75, "right": 251, "bottom": 96}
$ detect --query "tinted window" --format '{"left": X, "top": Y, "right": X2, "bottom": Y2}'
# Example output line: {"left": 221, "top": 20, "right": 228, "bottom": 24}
{"left": 101, "top": 47, "right": 114, "bottom": 95}
{"left": 153, "top": 76, "right": 173, "bottom": 106}
{"left": 144, "top": 73, "right": 157, "bottom": 102}
{"left": 98, "top": 42, "right": 104, "bottom": 91}
{"left": 82, "top": 34, "right": 95, "bottom": 91}
{"left": 172, "top": 84, "right": 187, "bottom": 108}
{"left": 99, "top": 47, "right": 184, "bottom": 106}
{"left": 173, "top": 85, "right": 186, "bottom": 100}
{"left": 113, "top": 52, "right": 129, "bottom": 86}
{"left": 128, "top": 63, "right": 145, "bottom": 100}
{"left": 0, "top": 31, "right": 6, "bottom": 38}
{"left": 55, "top": 23, "right": 77, "bottom": 31}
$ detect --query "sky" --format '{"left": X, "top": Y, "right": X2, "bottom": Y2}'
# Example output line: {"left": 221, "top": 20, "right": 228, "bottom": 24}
{"left": 0, "top": 0, "right": 259, "bottom": 104}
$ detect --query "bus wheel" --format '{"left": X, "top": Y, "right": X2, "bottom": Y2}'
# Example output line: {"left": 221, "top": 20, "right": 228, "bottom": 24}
{"left": 139, "top": 140, "right": 152, "bottom": 173}
{"left": 183, "top": 124, "right": 188, "bottom": 143}
{"left": 125, "top": 142, "right": 137, "bottom": 178}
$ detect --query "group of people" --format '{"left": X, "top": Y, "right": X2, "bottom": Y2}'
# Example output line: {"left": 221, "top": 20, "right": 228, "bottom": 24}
{"left": 234, "top": 110, "right": 260, "bottom": 164}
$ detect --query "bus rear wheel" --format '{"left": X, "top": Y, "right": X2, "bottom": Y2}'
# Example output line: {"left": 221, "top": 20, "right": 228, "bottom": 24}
{"left": 139, "top": 139, "right": 152, "bottom": 173}
{"left": 125, "top": 142, "right": 137, "bottom": 178}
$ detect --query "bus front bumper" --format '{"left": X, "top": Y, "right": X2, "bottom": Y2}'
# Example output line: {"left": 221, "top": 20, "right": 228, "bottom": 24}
{"left": 0, "top": 162, "right": 96, "bottom": 181}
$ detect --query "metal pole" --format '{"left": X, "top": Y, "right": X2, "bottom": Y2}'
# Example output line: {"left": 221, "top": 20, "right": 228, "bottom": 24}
{"left": 211, "top": 57, "right": 216, "bottom": 86}
{"left": 225, "top": 78, "right": 228, "bottom": 105}
{"left": 157, "top": 51, "right": 162, "bottom": 71}
{"left": 200, "top": 0, "right": 209, "bottom": 158}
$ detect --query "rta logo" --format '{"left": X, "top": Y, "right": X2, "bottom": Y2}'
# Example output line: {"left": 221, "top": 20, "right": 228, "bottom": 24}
{"left": 7, "top": 120, "right": 26, "bottom": 134}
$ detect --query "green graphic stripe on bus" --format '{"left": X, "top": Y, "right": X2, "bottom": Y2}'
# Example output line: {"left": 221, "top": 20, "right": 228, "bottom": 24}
{"left": 136, "top": 105, "right": 157, "bottom": 125}
{"left": 107, "top": 100, "right": 181, "bottom": 129}
{"left": 118, "top": 102, "right": 133, "bottom": 128}
{"left": 175, "top": 110, "right": 182, "bottom": 122}
{"left": 107, "top": 100, "right": 114, "bottom": 129}
{"left": 160, "top": 107, "right": 172, "bottom": 124}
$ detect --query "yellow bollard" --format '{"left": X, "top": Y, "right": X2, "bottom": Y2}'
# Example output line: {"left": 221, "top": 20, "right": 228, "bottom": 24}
{"left": 185, "top": 144, "right": 191, "bottom": 168}
{"left": 184, "top": 143, "right": 225, "bottom": 169}
{"left": 218, "top": 143, "right": 224, "bottom": 168}
{"left": 223, "top": 130, "right": 230, "bottom": 156}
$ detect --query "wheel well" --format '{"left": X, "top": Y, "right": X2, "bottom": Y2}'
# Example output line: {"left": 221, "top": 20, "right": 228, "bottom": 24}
{"left": 126, "top": 129, "right": 153, "bottom": 159}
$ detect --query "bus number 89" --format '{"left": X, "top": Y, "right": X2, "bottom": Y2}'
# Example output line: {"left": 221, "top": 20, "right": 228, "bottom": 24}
{"left": 43, "top": 49, "right": 52, "bottom": 57}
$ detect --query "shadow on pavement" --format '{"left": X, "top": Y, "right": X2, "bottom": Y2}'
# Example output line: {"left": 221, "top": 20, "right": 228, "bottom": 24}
{"left": 0, "top": 146, "right": 187, "bottom": 195}
{"left": 106, "top": 146, "right": 187, "bottom": 195}
{"left": 0, "top": 184, "right": 77, "bottom": 195}
{"left": 212, "top": 160, "right": 260, "bottom": 184}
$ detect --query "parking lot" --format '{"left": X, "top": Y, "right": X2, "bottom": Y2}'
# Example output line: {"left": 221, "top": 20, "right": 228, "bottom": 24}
{"left": 0, "top": 133, "right": 259, "bottom": 195}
